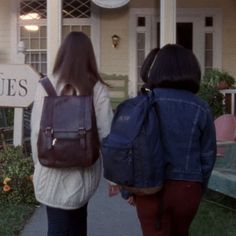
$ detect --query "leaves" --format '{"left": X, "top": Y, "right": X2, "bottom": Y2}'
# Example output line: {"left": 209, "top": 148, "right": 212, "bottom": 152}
{"left": 0, "top": 146, "right": 37, "bottom": 205}
{"left": 198, "top": 84, "right": 224, "bottom": 118}
{"left": 203, "top": 69, "right": 235, "bottom": 88}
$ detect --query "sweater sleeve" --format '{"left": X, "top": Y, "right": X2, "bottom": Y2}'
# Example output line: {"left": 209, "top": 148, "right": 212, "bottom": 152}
{"left": 93, "top": 82, "right": 113, "bottom": 142}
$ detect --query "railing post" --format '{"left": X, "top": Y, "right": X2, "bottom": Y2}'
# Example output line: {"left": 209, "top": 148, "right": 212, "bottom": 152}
{"left": 47, "top": 0, "right": 62, "bottom": 75}
{"left": 220, "top": 89, "right": 236, "bottom": 115}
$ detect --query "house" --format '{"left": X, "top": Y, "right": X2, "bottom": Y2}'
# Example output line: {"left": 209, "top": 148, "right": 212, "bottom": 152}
{"left": 0, "top": 0, "right": 236, "bottom": 103}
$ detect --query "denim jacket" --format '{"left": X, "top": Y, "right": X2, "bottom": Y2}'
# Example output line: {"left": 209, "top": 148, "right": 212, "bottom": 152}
{"left": 153, "top": 88, "right": 216, "bottom": 191}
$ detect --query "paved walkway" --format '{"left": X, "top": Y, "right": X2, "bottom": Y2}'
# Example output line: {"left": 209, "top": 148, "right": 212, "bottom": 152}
{"left": 20, "top": 177, "right": 142, "bottom": 236}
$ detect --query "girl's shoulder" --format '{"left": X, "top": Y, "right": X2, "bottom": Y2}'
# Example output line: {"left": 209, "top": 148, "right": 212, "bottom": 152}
{"left": 93, "top": 81, "right": 109, "bottom": 97}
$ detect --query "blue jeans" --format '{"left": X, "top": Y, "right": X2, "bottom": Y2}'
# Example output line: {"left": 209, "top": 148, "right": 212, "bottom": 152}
{"left": 46, "top": 203, "right": 88, "bottom": 236}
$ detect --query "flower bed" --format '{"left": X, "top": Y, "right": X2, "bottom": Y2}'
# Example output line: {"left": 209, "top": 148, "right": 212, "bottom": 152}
{"left": 0, "top": 146, "right": 36, "bottom": 205}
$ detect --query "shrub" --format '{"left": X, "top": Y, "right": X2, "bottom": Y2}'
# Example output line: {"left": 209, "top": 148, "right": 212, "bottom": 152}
{"left": 198, "top": 84, "right": 224, "bottom": 118}
{"left": 203, "top": 69, "right": 235, "bottom": 89}
{"left": 0, "top": 108, "right": 14, "bottom": 127}
{"left": 0, "top": 146, "right": 37, "bottom": 205}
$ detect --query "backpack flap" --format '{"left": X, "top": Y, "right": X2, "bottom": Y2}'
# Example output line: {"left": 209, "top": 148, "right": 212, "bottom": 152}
{"left": 42, "top": 96, "right": 92, "bottom": 145}
{"left": 38, "top": 94, "right": 100, "bottom": 168}
{"left": 104, "top": 95, "right": 149, "bottom": 148}
{"left": 52, "top": 96, "right": 92, "bottom": 132}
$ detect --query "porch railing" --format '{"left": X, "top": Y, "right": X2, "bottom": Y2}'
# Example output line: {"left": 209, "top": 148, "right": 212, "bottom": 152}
{"left": 220, "top": 89, "right": 236, "bottom": 115}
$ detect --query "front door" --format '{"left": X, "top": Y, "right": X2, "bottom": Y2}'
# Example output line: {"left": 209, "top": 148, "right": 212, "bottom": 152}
{"left": 135, "top": 21, "right": 194, "bottom": 91}
{"left": 177, "top": 23, "right": 193, "bottom": 50}
{"left": 156, "top": 22, "right": 193, "bottom": 50}
{"left": 129, "top": 9, "right": 222, "bottom": 96}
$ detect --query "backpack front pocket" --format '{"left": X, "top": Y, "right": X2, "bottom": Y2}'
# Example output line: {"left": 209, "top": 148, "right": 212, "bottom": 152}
{"left": 102, "top": 146, "right": 134, "bottom": 186}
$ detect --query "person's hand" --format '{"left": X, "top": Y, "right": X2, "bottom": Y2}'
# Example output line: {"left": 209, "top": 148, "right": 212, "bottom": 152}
{"left": 108, "top": 184, "right": 120, "bottom": 197}
{"left": 127, "top": 196, "right": 135, "bottom": 206}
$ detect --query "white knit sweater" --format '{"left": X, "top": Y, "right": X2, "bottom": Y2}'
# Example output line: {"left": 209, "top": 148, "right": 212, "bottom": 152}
{"left": 31, "top": 77, "right": 113, "bottom": 209}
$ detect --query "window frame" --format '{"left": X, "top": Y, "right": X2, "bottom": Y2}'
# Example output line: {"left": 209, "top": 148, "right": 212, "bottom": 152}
{"left": 13, "top": 0, "right": 100, "bottom": 72}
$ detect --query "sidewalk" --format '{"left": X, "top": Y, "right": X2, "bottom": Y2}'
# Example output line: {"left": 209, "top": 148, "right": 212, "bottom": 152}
{"left": 20, "top": 177, "right": 142, "bottom": 236}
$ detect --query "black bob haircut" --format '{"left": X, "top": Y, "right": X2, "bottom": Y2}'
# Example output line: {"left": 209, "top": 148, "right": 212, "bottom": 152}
{"left": 147, "top": 44, "right": 201, "bottom": 94}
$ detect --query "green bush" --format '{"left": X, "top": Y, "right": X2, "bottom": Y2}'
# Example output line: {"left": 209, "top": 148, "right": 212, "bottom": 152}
{"left": 0, "top": 108, "right": 14, "bottom": 127}
{"left": 203, "top": 68, "right": 235, "bottom": 89}
{"left": 198, "top": 84, "right": 224, "bottom": 118}
{"left": 0, "top": 146, "right": 37, "bottom": 205}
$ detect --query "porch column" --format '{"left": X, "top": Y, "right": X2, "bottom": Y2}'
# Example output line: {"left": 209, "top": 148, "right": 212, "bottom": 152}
{"left": 47, "top": 0, "right": 62, "bottom": 75}
{"left": 160, "top": 0, "right": 176, "bottom": 47}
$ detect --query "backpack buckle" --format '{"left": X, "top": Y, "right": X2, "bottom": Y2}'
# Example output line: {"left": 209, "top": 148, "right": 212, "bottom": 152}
{"left": 78, "top": 128, "right": 86, "bottom": 149}
{"left": 78, "top": 128, "right": 86, "bottom": 137}
{"left": 45, "top": 127, "right": 53, "bottom": 136}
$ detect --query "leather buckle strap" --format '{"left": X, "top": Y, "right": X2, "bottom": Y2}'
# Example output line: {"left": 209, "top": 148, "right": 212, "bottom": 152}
{"left": 78, "top": 128, "right": 86, "bottom": 149}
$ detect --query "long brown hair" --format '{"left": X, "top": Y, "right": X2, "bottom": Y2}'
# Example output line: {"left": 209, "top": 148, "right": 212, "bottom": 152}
{"left": 53, "top": 31, "right": 105, "bottom": 95}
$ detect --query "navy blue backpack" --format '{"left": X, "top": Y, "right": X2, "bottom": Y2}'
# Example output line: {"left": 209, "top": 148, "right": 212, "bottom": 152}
{"left": 102, "top": 90, "right": 165, "bottom": 195}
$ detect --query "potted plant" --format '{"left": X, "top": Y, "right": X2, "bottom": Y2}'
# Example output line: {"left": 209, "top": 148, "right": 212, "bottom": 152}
{"left": 203, "top": 69, "right": 235, "bottom": 90}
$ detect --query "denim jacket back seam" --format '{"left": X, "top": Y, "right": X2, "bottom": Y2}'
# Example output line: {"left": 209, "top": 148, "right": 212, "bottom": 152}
{"left": 185, "top": 106, "right": 201, "bottom": 170}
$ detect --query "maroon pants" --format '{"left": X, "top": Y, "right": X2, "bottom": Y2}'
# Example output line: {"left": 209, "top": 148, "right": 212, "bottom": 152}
{"left": 135, "top": 180, "right": 202, "bottom": 236}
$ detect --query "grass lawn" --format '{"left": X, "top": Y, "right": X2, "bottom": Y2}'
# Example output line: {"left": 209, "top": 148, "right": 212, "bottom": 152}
{"left": 190, "top": 190, "right": 236, "bottom": 236}
{"left": 0, "top": 204, "right": 35, "bottom": 236}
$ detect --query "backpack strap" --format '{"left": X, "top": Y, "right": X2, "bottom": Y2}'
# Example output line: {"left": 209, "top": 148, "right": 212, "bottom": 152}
{"left": 39, "top": 77, "right": 57, "bottom": 97}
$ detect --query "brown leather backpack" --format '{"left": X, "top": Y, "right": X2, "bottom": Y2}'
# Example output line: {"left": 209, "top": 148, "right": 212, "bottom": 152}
{"left": 37, "top": 77, "right": 100, "bottom": 168}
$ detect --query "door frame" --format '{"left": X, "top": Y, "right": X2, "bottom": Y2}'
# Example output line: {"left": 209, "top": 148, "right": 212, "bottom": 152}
{"left": 129, "top": 8, "right": 222, "bottom": 97}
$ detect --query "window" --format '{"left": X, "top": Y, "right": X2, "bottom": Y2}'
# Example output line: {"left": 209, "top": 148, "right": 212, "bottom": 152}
{"left": 177, "top": 23, "right": 193, "bottom": 50}
{"left": 137, "top": 33, "right": 146, "bottom": 90}
{"left": 21, "top": 26, "right": 47, "bottom": 75}
{"left": 204, "top": 16, "right": 214, "bottom": 72}
{"left": 20, "top": 26, "right": 47, "bottom": 76}
{"left": 63, "top": 0, "right": 91, "bottom": 18}
{"left": 137, "top": 17, "right": 146, "bottom": 27}
{"left": 19, "top": 0, "right": 93, "bottom": 75}
{"left": 135, "top": 15, "right": 148, "bottom": 91}
{"left": 62, "top": 0, "right": 92, "bottom": 40}
{"left": 205, "top": 17, "right": 213, "bottom": 27}
{"left": 19, "top": 0, "right": 47, "bottom": 76}
{"left": 20, "top": 0, "right": 47, "bottom": 19}
{"left": 204, "top": 33, "right": 213, "bottom": 71}
{"left": 62, "top": 25, "right": 91, "bottom": 40}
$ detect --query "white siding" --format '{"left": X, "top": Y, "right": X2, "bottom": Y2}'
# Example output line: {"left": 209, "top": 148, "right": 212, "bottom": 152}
{"left": 100, "top": 7, "right": 129, "bottom": 75}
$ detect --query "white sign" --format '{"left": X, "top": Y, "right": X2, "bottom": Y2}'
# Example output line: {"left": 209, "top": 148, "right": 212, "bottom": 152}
{"left": 0, "top": 64, "right": 40, "bottom": 107}
{"left": 92, "top": 0, "right": 129, "bottom": 8}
